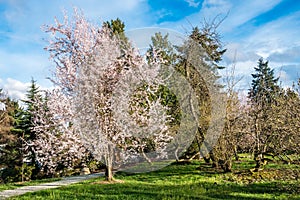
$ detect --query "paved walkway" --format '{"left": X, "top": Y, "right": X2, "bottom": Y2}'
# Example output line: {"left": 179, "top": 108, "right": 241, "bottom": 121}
{"left": 0, "top": 173, "right": 104, "bottom": 199}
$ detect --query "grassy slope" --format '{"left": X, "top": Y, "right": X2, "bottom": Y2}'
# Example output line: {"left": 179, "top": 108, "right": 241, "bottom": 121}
{"left": 8, "top": 155, "right": 300, "bottom": 200}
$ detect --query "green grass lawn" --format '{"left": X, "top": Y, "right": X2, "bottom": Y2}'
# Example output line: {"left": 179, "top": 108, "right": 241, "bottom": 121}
{"left": 7, "top": 157, "right": 300, "bottom": 200}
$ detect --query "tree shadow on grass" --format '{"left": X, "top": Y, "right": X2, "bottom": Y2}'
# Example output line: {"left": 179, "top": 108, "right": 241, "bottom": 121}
{"left": 20, "top": 180, "right": 299, "bottom": 200}
{"left": 15, "top": 162, "right": 300, "bottom": 200}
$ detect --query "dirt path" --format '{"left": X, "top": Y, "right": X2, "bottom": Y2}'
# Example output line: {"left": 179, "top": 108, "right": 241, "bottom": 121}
{"left": 0, "top": 173, "right": 104, "bottom": 199}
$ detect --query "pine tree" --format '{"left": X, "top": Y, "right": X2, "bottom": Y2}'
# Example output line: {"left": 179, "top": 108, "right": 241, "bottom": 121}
{"left": 104, "top": 18, "right": 128, "bottom": 43}
{"left": 248, "top": 58, "right": 280, "bottom": 170}
{"left": 0, "top": 98, "right": 27, "bottom": 182}
{"left": 11, "top": 78, "right": 42, "bottom": 179}
{"left": 0, "top": 90, "right": 15, "bottom": 145}
{"left": 249, "top": 58, "right": 279, "bottom": 105}
{"left": 21, "top": 78, "right": 41, "bottom": 140}
{"left": 190, "top": 26, "right": 226, "bottom": 65}
{"left": 147, "top": 32, "right": 177, "bottom": 66}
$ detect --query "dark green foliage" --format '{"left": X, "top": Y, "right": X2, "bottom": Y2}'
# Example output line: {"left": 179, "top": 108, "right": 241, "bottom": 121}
{"left": 17, "top": 79, "right": 42, "bottom": 178}
{"left": 248, "top": 58, "right": 282, "bottom": 170}
{"left": 19, "top": 79, "right": 41, "bottom": 139}
{"left": 156, "top": 85, "right": 181, "bottom": 125}
{"left": 190, "top": 26, "right": 226, "bottom": 65}
{"left": 0, "top": 93, "right": 16, "bottom": 145}
{"left": 249, "top": 58, "right": 279, "bottom": 105}
{"left": 0, "top": 164, "right": 35, "bottom": 183}
{"left": 105, "top": 18, "right": 125, "bottom": 34}
{"left": 0, "top": 79, "right": 42, "bottom": 182}
{"left": 146, "top": 32, "right": 181, "bottom": 125}
{"left": 147, "top": 32, "right": 177, "bottom": 66}
{"left": 0, "top": 99, "right": 36, "bottom": 183}
{"left": 104, "top": 18, "right": 128, "bottom": 42}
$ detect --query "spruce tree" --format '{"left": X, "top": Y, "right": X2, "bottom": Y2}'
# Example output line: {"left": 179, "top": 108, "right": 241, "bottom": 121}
{"left": 0, "top": 90, "right": 15, "bottom": 145}
{"left": 190, "top": 26, "right": 226, "bottom": 65}
{"left": 1, "top": 99, "right": 26, "bottom": 182}
{"left": 21, "top": 78, "right": 41, "bottom": 140}
{"left": 248, "top": 58, "right": 280, "bottom": 170}
{"left": 249, "top": 58, "right": 279, "bottom": 105}
{"left": 11, "top": 78, "right": 42, "bottom": 179}
{"left": 104, "top": 18, "right": 128, "bottom": 43}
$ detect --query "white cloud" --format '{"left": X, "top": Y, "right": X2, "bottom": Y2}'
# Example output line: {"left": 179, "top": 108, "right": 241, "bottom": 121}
{"left": 0, "top": 78, "right": 52, "bottom": 103}
{"left": 220, "top": 60, "right": 300, "bottom": 93}
{"left": 220, "top": 60, "right": 256, "bottom": 90}
{"left": 219, "top": 8, "right": 300, "bottom": 89}
{"left": 219, "top": 0, "right": 283, "bottom": 32}
{"left": 126, "top": 27, "right": 185, "bottom": 51}
{"left": 268, "top": 46, "right": 300, "bottom": 63}
{"left": 190, "top": 0, "right": 283, "bottom": 33}
{"left": 152, "top": 0, "right": 280, "bottom": 37}
{"left": 277, "top": 70, "right": 290, "bottom": 83}
{"left": 201, "top": 0, "right": 232, "bottom": 16}
{"left": 245, "top": 11, "right": 300, "bottom": 59}
{"left": 0, "top": 78, "right": 31, "bottom": 100}
{"left": 184, "top": 0, "right": 200, "bottom": 8}
{"left": 4, "top": 0, "right": 144, "bottom": 21}
{"left": 223, "top": 43, "right": 260, "bottom": 62}
{"left": 1, "top": 0, "right": 150, "bottom": 54}
{"left": 152, "top": 0, "right": 283, "bottom": 34}
{"left": 273, "top": 64, "right": 300, "bottom": 87}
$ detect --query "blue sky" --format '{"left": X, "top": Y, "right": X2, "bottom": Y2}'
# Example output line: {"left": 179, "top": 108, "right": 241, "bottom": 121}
{"left": 0, "top": 0, "right": 299, "bottom": 100}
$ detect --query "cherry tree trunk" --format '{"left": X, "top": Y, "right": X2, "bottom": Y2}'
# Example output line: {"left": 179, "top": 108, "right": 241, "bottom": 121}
{"left": 105, "top": 164, "right": 113, "bottom": 181}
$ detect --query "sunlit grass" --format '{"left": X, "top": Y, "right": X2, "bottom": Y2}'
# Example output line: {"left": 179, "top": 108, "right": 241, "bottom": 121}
{"left": 8, "top": 158, "right": 300, "bottom": 200}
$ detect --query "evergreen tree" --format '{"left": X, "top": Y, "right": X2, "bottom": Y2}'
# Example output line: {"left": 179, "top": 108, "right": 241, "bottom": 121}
{"left": 104, "top": 18, "right": 128, "bottom": 43}
{"left": 146, "top": 25, "right": 227, "bottom": 162}
{"left": 248, "top": 58, "right": 280, "bottom": 170}
{"left": 249, "top": 58, "right": 279, "bottom": 105}
{"left": 23, "top": 79, "right": 42, "bottom": 176}
{"left": 0, "top": 98, "right": 29, "bottom": 182}
{"left": 10, "top": 78, "right": 42, "bottom": 180}
{"left": 21, "top": 78, "right": 41, "bottom": 141}
{"left": 175, "top": 26, "right": 226, "bottom": 162}
{"left": 0, "top": 90, "right": 15, "bottom": 145}
{"left": 190, "top": 26, "right": 226, "bottom": 65}
{"left": 147, "top": 32, "right": 177, "bottom": 66}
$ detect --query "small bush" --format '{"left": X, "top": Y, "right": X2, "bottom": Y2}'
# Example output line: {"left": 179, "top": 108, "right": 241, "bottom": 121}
{"left": 0, "top": 164, "right": 35, "bottom": 183}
